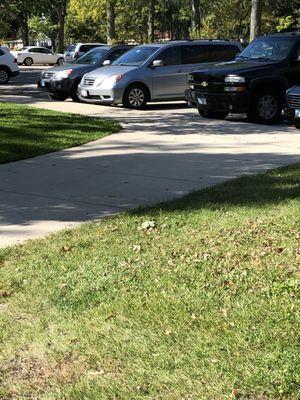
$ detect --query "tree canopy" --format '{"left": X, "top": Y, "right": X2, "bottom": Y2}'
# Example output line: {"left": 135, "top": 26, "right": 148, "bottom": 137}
{"left": 1, "top": 0, "right": 299, "bottom": 49}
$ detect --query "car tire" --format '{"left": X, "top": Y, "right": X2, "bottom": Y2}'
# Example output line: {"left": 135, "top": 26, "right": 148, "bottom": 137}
{"left": 57, "top": 58, "right": 64, "bottom": 66}
{"left": 71, "top": 81, "right": 81, "bottom": 102}
{"left": 0, "top": 67, "right": 10, "bottom": 84}
{"left": 295, "top": 119, "right": 300, "bottom": 129}
{"left": 197, "top": 107, "right": 228, "bottom": 120}
{"left": 248, "top": 89, "right": 282, "bottom": 125}
{"left": 123, "top": 84, "right": 148, "bottom": 109}
{"left": 23, "top": 57, "right": 33, "bottom": 66}
{"left": 49, "top": 93, "right": 68, "bottom": 101}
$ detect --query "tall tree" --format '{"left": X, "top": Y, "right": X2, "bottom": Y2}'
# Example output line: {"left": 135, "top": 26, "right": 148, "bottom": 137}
{"left": 191, "top": 0, "right": 200, "bottom": 35}
{"left": 106, "top": 0, "right": 116, "bottom": 44}
{"left": 58, "top": 0, "right": 68, "bottom": 52}
{"left": 148, "top": 0, "right": 155, "bottom": 43}
{"left": 250, "top": 0, "right": 263, "bottom": 41}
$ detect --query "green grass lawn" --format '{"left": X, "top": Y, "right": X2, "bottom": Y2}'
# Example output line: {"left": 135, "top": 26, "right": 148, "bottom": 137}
{"left": 0, "top": 102, "right": 120, "bottom": 164}
{"left": 0, "top": 164, "right": 299, "bottom": 399}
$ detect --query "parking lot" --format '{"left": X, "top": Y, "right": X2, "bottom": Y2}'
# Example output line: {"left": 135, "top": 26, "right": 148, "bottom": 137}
{"left": 1, "top": 66, "right": 300, "bottom": 246}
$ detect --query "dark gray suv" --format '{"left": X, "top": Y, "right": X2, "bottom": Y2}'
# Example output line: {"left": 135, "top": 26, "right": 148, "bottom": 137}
{"left": 37, "top": 45, "right": 132, "bottom": 101}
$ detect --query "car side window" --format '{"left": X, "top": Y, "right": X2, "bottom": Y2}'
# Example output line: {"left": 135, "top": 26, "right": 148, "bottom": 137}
{"left": 182, "top": 45, "right": 210, "bottom": 64}
{"left": 210, "top": 45, "right": 240, "bottom": 62}
{"left": 40, "top": 48, "right": 52, "bottom": 54}
{"left": 108, "top": 48, "right": 128, "bottom": 62}
{"left": 157, "top": 46, "right": 182, "bottom": 66}
{"left": 80, "top": 45, "right": 98, "bottom": 53}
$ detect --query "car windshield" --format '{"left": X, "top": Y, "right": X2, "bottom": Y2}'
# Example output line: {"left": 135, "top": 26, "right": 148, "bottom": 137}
{"left": 66, "top": 44, "right": 76, "bottom": 52}
{"left": 237, "top": 38, "right": 295, "bottom": 61}
{"left": 113, "top": 46, "right": 158, "bottom": 66}
{"left": 75, "top": 48, "right": 109, "bottom": 65}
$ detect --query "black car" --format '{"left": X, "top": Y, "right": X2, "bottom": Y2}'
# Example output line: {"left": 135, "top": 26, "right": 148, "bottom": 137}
{"left": 186, "top": 31, "right": 300, "bottom": 124}
{"left": 37, "top": 45, "right": 133, "bottom": 101}
{"left": 286, "top": 85, "right": 300, "bottom": 128}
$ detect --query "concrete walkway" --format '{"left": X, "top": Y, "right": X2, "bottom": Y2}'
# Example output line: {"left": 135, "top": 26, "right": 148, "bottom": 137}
{"left": 1, "top": 97, "right": 300, "bottom": 247}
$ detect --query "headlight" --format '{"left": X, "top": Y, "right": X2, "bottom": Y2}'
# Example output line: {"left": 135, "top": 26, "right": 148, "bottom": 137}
{"left": 102, "top": 74, "right": 124, "bottom": 85}
{"left": 54, "top": 69, "right": 72, "bottom": 80}
{"left": 224, "top": 75, "right": 245, "bottom": 83}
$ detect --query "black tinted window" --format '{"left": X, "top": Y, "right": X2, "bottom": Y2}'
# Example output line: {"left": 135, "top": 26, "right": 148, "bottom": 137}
{"left": 210, "top": 44, "right": 240, "bottom": 62}
{"left": 80, "top": 45, "right": 101, "bottom": 53}
{"left": 108, "top": 48, "right": 129, "bottom": 62}
{"left": 182, "top": 45, "right": 210, "bottom": 64}
{"left": 158, "top": 46, "right": 182, "bottom": 66}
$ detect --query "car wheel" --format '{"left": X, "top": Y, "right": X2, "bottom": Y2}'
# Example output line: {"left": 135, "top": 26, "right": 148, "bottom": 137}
{"left": 23, "top": 57, "right": 33, "bottom": 66}
{"left": 49, "top": 93, "right": 68, "bottom": 101}
{"left": 0, "top": 68, "right": 10, "bottom": 84}
{"left": 295, "top": 119, "right": 300, "bottom": 129}
{"left": 248, "top": 89, "right": 282, "bottom": 125}
{"left": 71, "top": 82, "right": 81, "bottom": 102}
{"left": 57, "top": 58, "right": 64, "bottom": 66}
{"left": 123, "top": 85, "right": 148, "bottom": 109}
{"left": 197, "top": 107, "right": 228, "bottom": 120}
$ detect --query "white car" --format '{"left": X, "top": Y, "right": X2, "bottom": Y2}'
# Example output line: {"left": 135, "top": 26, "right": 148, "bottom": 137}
{"left": 0, "top": 47, "right": 19, "bottom": 84}
{"left": 13, "top": 47, "right": 64, "bottom": 66}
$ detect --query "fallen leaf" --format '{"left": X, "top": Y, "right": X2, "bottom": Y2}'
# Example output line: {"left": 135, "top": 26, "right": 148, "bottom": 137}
{"left": 140, "top": 220, "right": 156, "bottom": 230}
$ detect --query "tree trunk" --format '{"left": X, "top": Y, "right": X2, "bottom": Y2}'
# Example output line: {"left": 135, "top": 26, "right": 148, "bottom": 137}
{"left": 250, "top": 0, "right": 263, "bottom": 42}
{"left": 148, "top": 0, "right": 155, "bottom": 43}
{"left": 191, "top": 0, "right": 200, "bottom": 35}
{"left": 58, "top": 0, "right": 67, "bottom": 53}
{"left": 107, "top": 0, "right": 116, "bottom": 44}
{"left": 21, "top": 13, "right": 29, "bottom": 46}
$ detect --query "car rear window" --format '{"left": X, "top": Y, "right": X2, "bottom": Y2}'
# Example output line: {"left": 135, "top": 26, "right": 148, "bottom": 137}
{"left": 210, "top": 44, "right": 240, "bottom": 62}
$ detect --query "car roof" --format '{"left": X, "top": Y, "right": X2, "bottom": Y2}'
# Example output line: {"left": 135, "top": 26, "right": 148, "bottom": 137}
{"left": 257, "top": 32, "right": 300, "bottom": 40}
{"left": 141, "top": 40, "right": 241, "bottom": 48}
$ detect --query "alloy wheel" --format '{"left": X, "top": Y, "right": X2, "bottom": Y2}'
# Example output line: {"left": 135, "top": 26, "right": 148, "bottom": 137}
{"left": 0, "top": 70, "right": 9, "bottom": 83}
{"left": 258, "top": 95, "right": 277, "bottom": 120}
{"left": 128, "top": 88, "right": 145, "bottom": 107}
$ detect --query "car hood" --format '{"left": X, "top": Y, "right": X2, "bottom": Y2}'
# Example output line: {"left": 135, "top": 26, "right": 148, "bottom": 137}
{"left": 192, "top": 59, "right": 280, "bottom": 77}
{"left": 83, "top": 65, "right": 138, "bottom": 79}
{"left": 287, "top": 85, "right": 300, "bottom": 96}
{"left": 42, "top": 63, "right": 101, "bottom": 75}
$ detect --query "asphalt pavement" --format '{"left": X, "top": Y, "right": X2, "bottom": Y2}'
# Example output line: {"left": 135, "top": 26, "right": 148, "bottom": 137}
{"left": 0, "top": 67, "right": 299, "bottom": 247}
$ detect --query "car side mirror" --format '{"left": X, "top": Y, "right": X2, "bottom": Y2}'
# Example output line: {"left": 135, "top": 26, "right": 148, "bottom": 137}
{"left": 103, "top": 59, "right": 111, "bottom": 66}
{"left": 152, "top": 59, "right": 163, "bottom": 68}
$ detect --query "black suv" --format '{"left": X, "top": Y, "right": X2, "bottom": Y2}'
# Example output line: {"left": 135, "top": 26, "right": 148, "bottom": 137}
{"left": 186, "top": 32, "right": 300, "bottom": 124}
{"left": 37, "top": 45, "right": 132, "bottom": 102}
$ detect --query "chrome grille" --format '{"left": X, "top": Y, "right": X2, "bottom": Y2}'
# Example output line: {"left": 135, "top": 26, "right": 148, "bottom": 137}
{"left": 83, "top": 78, "right": 95, "bottom": 86}
{"left": 287, "top": 94, "right": 300, "bottom": 109}
{"left": 42, "top": 71, "right": 55, "bottom": 79}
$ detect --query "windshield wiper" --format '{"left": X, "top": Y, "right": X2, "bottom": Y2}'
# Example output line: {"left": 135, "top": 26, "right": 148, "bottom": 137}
{"left": 237, "top": 55, "right": 250, "bottom": 60}
{"left": 251, "top": 57, "right": 272, "bottom": 61}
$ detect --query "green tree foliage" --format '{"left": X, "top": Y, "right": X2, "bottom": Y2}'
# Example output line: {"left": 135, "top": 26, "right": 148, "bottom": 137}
{"left": 1, "top": 0, "right": 299, "bottom": 48}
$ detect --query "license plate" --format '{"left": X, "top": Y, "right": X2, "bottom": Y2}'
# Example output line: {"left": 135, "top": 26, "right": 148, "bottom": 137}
{"left": 295, "top": 109, "right": 300, "bottom": 119}
{"left": 41, "top": 80, "right": 46, "bottom": 87}
{"left": 198, "top": 96, "right": 207, "bottom": 106}
{"left": 81, "top": 89, "right": 88, "bottom": 97}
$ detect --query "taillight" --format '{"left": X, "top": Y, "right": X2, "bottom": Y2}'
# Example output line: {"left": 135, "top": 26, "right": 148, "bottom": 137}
{"left": 74, "top": 52, "right": 78, "bottom": 59}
